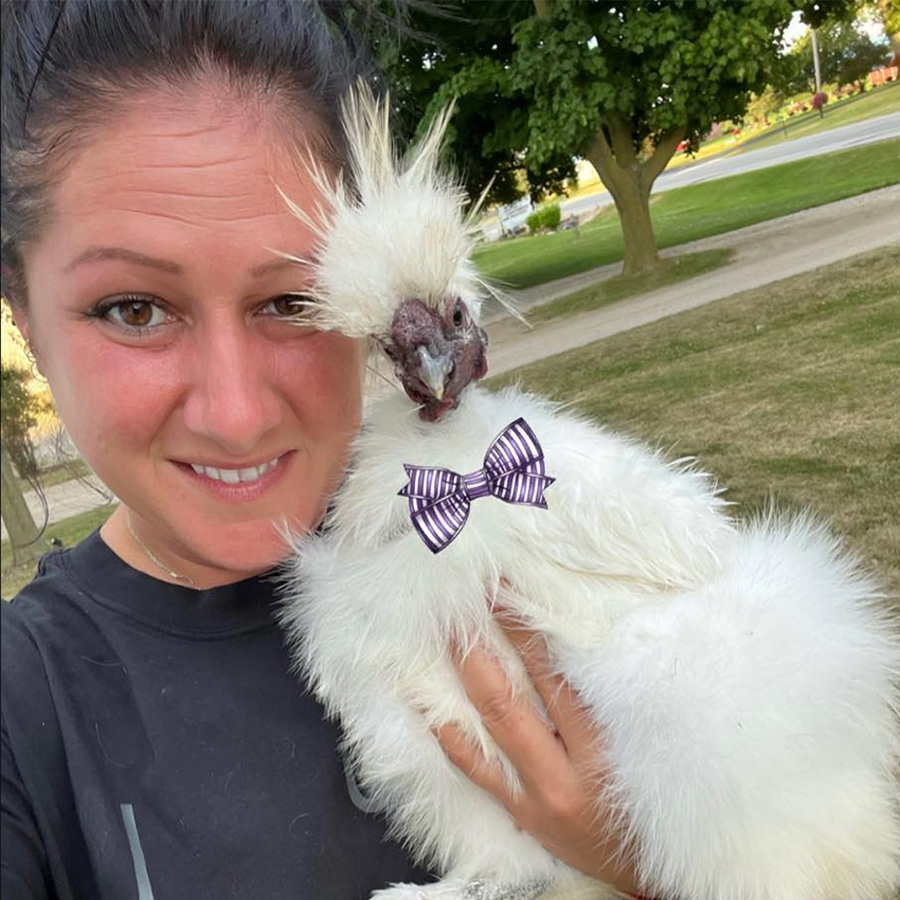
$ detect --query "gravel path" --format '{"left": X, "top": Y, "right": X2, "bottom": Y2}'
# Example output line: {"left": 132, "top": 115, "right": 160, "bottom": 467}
{"left": 485, "top": 184, "right": 900, "bottom": 376}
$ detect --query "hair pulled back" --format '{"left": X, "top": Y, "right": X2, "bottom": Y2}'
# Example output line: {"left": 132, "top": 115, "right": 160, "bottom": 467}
{"left": 1, "top": 0, "right": 374, "bottom": 306}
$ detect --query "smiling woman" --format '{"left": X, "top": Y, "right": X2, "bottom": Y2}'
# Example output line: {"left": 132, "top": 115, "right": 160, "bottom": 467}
{"left": 0, "top": 3, "right": 651, "bottom": 899}
{"left": 0, "top": 2, "right": 429, "bottom": 897}
{"left": 17, "top": 85, "right": 365, "bottom": 587}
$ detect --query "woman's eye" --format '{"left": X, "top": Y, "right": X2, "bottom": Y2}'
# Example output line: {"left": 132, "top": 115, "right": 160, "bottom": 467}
{"left": 90, "top": 296, "right": 169, "bottom": 331}
{"left": 111, "top": 300, "right": 166, "bottom": 328}
{"left": 262, "top": 294, "right": 316, "bottom": 320}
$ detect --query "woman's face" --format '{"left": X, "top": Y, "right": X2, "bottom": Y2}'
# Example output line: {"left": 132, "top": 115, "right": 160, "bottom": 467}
{"left": 19, "top": 85, "right": 365, "bottom": 586}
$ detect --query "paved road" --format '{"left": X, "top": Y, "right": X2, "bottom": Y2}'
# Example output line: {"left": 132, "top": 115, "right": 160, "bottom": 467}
{"left": 487, "top": 184, "right": 900, "bottom": 376}
{"left": 561, "top": 112, "right": 900, "bottom": 219}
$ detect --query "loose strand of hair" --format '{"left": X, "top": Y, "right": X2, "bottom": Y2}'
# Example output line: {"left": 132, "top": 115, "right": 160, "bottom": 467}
{"left": 22, "top": 1, "right": 65, "bottom": 130}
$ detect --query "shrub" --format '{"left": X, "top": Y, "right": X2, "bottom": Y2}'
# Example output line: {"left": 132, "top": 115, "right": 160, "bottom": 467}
{"left": 811, "top": 91, "right": 828, "bottom": 110}
{"left": 527, "top": 203, "right": 561, "bottom": 233}
{"left": 542, "top": 203, "right": 561, "bottom": 230}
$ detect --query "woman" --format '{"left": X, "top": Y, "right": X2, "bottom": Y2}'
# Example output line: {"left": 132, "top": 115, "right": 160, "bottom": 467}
{"left": 0, "top": 2, "right": 643, "bottom": 899}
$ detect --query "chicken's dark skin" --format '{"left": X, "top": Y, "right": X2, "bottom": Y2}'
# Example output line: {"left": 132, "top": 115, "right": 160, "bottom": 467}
{"left": 383, "top": 297, "right": 488, "bottom": 422}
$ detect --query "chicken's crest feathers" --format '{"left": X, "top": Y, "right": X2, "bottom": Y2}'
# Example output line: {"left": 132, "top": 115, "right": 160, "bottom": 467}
{"left": 293, "top": 83, "right": 487, "bottom": 340}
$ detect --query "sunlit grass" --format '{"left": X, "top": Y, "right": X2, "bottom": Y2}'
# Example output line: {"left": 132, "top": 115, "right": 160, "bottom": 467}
{"left": 735, "top": 81, "right": 900, "bottom": 154}
{"left": 488, "top": 247, "right": 900, "bottom": 599}
{"left": 476, "top": 138, "right": 900, "bottom": 289}
{"left": 1, "top": 504, "right": 117, "bottom": 599}
{"left": 530, "top": 248, "right": 735, "bottom": 322}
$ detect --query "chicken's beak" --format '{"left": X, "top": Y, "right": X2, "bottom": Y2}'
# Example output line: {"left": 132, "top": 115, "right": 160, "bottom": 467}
{"left": 416, "top": 346, "right": 453, "bottom": 400}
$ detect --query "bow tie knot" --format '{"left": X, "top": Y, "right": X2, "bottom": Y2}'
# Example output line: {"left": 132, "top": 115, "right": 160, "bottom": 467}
{"left": 398, "top": 418, "right": 555, "bottom": 553}
{"left": 461, "top": 469, "right": 491, "bottom": 501}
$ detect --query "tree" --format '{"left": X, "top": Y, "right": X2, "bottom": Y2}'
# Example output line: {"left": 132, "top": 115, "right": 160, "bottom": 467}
{"left": 835, "top": 28, "right": 889, "bottom": 87}
{"left": 770, "top": 45, "right": 812, "bottom": 96}
{"left": 747, "top": 85, "right": 785, "bottom": 127}
{"left": 789, "top": 18, "right": 890, "bottom": 91}
{"left": 0, "top": 363, "right": 45, "bottom": 565}
{"left": 861, "top": 0, "right": 900, "bottom": 59}
{"left": 382, "top": 1, "right": 828, "bottom": 276}
{"left": 373, "top": 1, "right": 578, "bottom": 206}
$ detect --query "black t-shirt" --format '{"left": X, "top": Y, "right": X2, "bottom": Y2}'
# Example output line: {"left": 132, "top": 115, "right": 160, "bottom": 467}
{"left": 1, "top": 530, "right": 429, "bottom": 899}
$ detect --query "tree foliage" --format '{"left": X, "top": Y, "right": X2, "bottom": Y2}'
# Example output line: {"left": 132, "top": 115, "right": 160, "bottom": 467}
{"left": 861, "top": 0, "right": 900, "bottom": 57}
{"left": 747, "top": 85, "right": 785, "bottom": 126}
{"left": 377, "top": 0, "right": 856, "bottom": 273}
{"left": 786, "top": 18, "right": 890, "bottom": 91}
{"left": 0, "top": 360, "right": 47, "bottom": 562}
{"left": 374, "top": 0, "right": 576, "bottom": 205}
{"left": 386, "top": 1, "right": 802, "bottom": 195}
{"left": 0, "top": 362, "right": 42, "bottom": 485}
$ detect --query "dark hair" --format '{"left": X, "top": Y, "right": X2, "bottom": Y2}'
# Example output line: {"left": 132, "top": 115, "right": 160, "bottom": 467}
{"left": 0, "top": 0, "right": 374, "bottom": 306}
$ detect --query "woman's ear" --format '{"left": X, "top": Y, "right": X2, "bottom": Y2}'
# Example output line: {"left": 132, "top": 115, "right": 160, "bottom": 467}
{"left": 10, "top": 305, "right": 31, "bottom": 346}
{"left": 8, "top": 304, "right": 42, "bottom": 376}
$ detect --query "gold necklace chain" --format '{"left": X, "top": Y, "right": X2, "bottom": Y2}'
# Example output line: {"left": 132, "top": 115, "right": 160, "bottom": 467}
{"left": 125, "top": 511, "right": 197, "bottom": 588}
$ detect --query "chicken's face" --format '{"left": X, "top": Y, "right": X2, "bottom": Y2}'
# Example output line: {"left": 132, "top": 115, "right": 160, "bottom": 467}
{"left": 382, "top": 296, "right": 487, "bottom": 422}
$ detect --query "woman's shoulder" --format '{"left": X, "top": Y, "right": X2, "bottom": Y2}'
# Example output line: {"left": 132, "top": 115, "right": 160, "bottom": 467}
{"left": 5, "top": 545, "right": 77, "bottom": 609}
{"left": 2, "top": 532, "right": 107, "bottom": 678}
{"left": 5, "top": 538, "right": 81, "bottom": 599}
{"left": 1, "top": 545, "right": 80, "bottom": 780}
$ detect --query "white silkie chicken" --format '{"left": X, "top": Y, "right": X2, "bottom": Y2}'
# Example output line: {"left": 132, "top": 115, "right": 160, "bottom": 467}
{"left": 278, "top": 89, "right": 900, "bottom": 900}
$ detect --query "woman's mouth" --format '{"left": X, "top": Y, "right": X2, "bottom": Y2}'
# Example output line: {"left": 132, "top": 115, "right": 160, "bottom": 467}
{"left": 187, "top": 454, "right": 281, "bottom": 485}
{"left": 174, "top": 452, "right": 293, "bottom": 498}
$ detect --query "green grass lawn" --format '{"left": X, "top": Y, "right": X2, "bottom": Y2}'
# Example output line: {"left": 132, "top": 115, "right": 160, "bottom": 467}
{"left": 530, "top": 248, "right": 735, "bottom": 322}
{"left": 477, "top": 137, "right": 900, "bottom": 290}
{"left": 1, "top": 503, "right": 117, "bottom": 599}
{"left": 17, "top": 457, "right": 93, "bottom": 493}
{"left": 540, "top": 83, "right": 899, "bottom": 206}
{"left": 5, "top": 251, "right": 897, "bottom": 602}
{"left": 488, "top": 246, "right": 900, "bottom": 600}
{"left": 736, "top": 81, "right": 900, "bottom": 155}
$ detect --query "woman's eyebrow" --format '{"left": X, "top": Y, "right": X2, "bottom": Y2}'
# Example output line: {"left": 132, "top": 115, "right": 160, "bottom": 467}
{"left": 64, "top": 246, "right": 182, "bottom": 274}
{"left": 64, "top": 247, "right": 303, "bottom": 279}
{"left": 249, "top": 258, "right": 301, "bottom": 278}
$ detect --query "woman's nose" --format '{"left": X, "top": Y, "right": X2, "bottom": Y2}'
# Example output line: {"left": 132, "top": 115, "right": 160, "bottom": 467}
{"left": 182, "top": 325, "right": 282, "bottom": 454}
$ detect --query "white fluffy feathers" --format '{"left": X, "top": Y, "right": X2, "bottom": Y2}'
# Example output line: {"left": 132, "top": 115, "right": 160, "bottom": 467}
{"left": 278, "top": 87, "right": 900, "bottom": 900}
{"left": 282, "top": 85, "right": 493, "bottom": 342}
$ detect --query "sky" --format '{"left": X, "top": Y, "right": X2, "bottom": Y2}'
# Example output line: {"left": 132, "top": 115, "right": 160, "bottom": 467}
{"left": 782, "top": 10, "right": 889, "bottom": 50}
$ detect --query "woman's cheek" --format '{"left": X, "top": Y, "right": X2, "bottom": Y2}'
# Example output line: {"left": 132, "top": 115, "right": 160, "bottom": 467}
{"left": 51, "top": 336, "right": 186, "bottom": 453}
{"left": 277, "top": 332, "right": 365, "bottom": 429}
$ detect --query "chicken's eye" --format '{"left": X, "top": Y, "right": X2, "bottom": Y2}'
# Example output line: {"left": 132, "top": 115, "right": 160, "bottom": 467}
{"left": 452, "top": 302, "right": 465, "bottom": 327}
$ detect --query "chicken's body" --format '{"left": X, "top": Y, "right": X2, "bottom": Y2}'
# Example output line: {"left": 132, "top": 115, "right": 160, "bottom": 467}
{"left": 278, "top": 89, "right": 900, "bottom": 900}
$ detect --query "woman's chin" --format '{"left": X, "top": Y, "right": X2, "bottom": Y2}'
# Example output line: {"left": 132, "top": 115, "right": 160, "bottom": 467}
{"left": 182, "top": 519, "right": 299, "bottom": 583}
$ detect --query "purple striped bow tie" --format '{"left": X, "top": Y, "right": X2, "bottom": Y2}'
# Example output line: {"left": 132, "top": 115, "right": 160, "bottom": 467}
{"left": 398, "top": 418, "right": 555, "bottom": 553}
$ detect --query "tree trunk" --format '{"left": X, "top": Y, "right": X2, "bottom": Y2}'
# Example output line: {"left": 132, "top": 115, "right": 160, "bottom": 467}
{"left": 0, "top": 439, "right": 41, "bottom": 566}
{"left": 584, "top": 115, "right": 685, "bottom": 276}
{"left": 611, "top": 176, "right": 658, "bottom": 276}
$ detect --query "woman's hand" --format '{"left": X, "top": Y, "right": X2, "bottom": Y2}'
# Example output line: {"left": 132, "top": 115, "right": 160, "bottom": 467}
{"left": 434, "top": 601, "right": 644, "bottom": 896}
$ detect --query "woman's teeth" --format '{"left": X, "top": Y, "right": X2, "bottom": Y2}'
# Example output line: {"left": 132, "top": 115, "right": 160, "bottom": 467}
{"left": 189, "top": 456, "right": 280, "bottom": 484}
